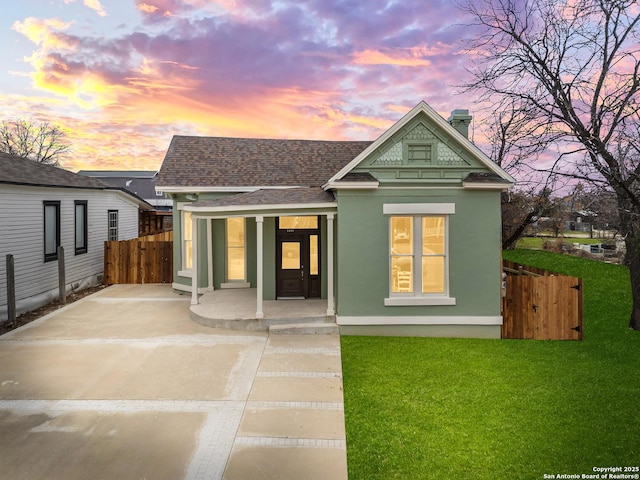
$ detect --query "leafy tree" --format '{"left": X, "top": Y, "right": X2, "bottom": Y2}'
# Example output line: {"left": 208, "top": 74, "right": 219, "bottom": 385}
{"left": 462, "top": 0, "right": 640, "bottom": 330}
{"left": 0, "top": 119, "right": 71, "bottom": 167}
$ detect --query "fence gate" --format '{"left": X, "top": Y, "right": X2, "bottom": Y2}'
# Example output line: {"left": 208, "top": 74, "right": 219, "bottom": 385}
{"left": 104, "top": 234, "right": 173, "bottom": 285}
{"left": 502, "top": 261, "right": 583, "bottom": 340}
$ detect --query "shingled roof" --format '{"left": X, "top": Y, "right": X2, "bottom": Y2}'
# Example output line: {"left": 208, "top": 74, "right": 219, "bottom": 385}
{"left": 189, "top": 187, "right": 335, "bottom": 211}
{"left": 155, "top": 136, "right": 372, "bottom": 188}
{"left": 0, "top": 152, "right": 153, "bottom": 208}
{"left": 0, "top": 152, "right": 112, "bottom": 189}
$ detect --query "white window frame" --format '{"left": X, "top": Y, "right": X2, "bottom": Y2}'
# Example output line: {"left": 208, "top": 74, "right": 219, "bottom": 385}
{"left": 384, "top": 203, "right": 456, "bottom": 306}
{"left": 178, "top": 205, "right": 193, "bottom": 276}
{"left": 107, "top": 210, "right": 118, "bottom": 241}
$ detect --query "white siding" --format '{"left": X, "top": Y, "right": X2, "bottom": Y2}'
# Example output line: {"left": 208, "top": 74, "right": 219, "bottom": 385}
{"left": 0, "top": 184, "right": 141, "bottom": 319}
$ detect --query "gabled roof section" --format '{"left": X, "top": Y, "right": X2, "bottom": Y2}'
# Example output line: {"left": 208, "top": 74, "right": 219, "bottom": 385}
{"left": 156, "top": 136, "right": 372, "bottom": 191}
{"left": 323, "top": 101, "right": 515, "bottom": 188}
{"left": 0, "top": 152, "right": 153, "bottom": 210}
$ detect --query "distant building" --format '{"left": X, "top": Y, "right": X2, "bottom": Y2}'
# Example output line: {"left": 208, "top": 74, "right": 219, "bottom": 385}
{"left": 77, "top": 170, "right": 172, "bottom": 235}
{"left": 77, "top": 170, "right": 171, "bottom": 211}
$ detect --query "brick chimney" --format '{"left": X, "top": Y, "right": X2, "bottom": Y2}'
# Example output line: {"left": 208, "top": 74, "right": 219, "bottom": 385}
{"left": 447, "top": 109, "right": 473, "bottom": 139}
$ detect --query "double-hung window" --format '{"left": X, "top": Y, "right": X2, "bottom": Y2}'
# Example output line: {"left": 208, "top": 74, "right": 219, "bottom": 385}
{"left": 75, "top": 201, "right": 88, "bottom": 255}
{"left": 43, "top": 201, "right": 61, "bottom": 262}
{"left": 108, "top": 210, "right": 118, "bottom": 241}
{"left": 384, "top": 203, "right": 455, "bottom": 306}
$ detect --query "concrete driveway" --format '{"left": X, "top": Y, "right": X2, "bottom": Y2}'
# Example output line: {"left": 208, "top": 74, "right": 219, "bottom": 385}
{"left": 0, "top": 284, "right": 347, "bottom": 480}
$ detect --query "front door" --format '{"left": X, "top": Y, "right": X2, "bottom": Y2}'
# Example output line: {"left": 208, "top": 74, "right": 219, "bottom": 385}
{"left": 277, "top": 234, "right": 307, "bottom": 298}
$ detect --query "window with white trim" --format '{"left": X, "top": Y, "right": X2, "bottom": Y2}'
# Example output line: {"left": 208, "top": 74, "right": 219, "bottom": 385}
{"left": 107, "top": 210, "right": 118, "bottom": 241}
{"left": 182, "top": 210, "right": 193, "bottom": 270}
{"left": 390, "top": 216, "right": 446, "bottom": 294}
{"left": 226, "top": 217, "right": 246, "bottom": 281}
{"left": 384, "top": 203, "right": 455, "bottom": 306}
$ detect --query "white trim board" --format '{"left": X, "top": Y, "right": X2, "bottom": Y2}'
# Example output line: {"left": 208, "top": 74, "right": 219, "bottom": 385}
{"left": 186, "top": 202, "right": 336, "bottom": 214}
{"left": 156, "top": 186, "right": 302, "bottom": 193}
{"left": 336, "top": 316, "right": 503, "bottom": 326}
{"left": 383, "top": 203, "right": 455, "bottom": 215}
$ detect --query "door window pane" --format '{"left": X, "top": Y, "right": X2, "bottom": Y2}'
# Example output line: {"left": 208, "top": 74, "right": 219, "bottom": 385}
{"left": 226, "top": 217, "right": 246, "bottom": 280}
{"left": 279, "top": 216, "right": 318, "bottom": 229}
{"left": 281, "top": 242, "right": 301, "bottom": 270}
{"left": 310, "top": 235, "right": 318, "bottom": 275}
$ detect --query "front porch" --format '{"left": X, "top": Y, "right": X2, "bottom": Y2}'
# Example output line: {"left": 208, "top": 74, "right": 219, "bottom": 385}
{"left": 190, "top": 288, "right": 338, "bottom": 333}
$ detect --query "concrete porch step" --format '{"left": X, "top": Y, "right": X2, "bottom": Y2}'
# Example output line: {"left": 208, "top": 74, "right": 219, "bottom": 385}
{"left": 269, "top": 322, "right": 340, "bottom": 335}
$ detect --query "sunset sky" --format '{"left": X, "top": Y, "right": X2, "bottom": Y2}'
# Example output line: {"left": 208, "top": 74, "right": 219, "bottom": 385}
{"left": 1, "top": 0, "right": 485, "bottom": 172}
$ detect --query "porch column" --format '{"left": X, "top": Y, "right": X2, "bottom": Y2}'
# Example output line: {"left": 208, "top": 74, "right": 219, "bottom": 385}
{"left": 256, "top": 215, "right": 264, "bottom": 319}
{"left": 326, "top": 213, "right": 335, "bottom": 315}
{"left": 206, "top": 219, "right": 214, "bottom": 291}
{"left": 191, "top": 215, "right": 199, "bottom": 305}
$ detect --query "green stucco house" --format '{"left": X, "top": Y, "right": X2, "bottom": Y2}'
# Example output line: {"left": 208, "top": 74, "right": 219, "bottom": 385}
{"left": 155, "top": 101, "right": 514, "bottom": 338}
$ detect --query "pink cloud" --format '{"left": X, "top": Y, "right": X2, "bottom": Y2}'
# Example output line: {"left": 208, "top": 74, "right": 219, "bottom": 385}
{"left": 10, "top": 0, "right": 485, "bottom": 170}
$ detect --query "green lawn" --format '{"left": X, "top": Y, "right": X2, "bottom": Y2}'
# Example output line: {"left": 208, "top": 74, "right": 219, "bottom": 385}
{"left": 341, "top": 250, "right": 640, "bottom": 479}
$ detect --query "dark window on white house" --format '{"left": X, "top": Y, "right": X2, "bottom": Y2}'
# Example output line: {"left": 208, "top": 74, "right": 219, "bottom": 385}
{"left": 75, "top": 201, "right": 88, "bottom": 254}
{"left": 44, "top": 201, "right": 61, "bottom": 262}
{"left": 108, "top": 210, "right": 118, "bottom": 241}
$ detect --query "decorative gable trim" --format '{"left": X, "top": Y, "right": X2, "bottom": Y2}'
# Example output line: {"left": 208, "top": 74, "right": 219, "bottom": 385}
{"left": 322, "top": 101, "right": 515, "bottom": 189}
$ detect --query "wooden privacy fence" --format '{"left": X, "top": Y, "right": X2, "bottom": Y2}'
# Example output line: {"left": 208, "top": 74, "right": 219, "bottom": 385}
{"left": 104, "top": 233, "right": 173, "bottom": 285}
{"left": 502, "top": 260, "right": 583, "bottom": 340}
{"left": 140, "top": 230, "right": 173, "bottom": 241}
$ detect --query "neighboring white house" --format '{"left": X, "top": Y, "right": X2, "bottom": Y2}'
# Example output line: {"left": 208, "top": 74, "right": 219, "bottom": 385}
{"left": 0, "top": 152, "right": 153, "bottom": 320}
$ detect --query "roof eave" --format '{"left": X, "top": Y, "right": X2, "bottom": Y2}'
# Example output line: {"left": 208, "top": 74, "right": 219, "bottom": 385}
{"left": 324, "top": 181, "right": 380, "bottom": 190}
{"left": 185, "top": 202, "right": 337, "bottom": 214}
{"left": 462, "top": 181, "right": 514, "bottom": 191}
{"left": 155, "top": 185, "right": 303, "bottom": 194}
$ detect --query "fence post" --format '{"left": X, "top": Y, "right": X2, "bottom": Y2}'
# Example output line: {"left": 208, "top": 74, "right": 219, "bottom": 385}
{"left": 6, "top": 254, "right": 16, "bottom": 328}
{"left": 57, "top": 246, "right": 66, "bottom": 305}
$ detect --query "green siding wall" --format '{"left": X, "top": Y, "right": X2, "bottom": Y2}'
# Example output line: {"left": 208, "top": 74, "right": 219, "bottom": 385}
{"left": 335, "top": 188, "right": 502, "bottom": 317}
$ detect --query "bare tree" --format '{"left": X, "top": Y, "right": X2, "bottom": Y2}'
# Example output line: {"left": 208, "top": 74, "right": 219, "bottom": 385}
{"left": 482, "top": 103, "right": 560, "bottom": 249}
{"left": 0, "top": 119, "right": 71, "bottom": 166}
{"left": 461, "top": 0, "right": 640, "bottom": 330}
